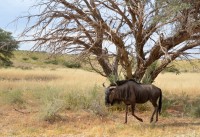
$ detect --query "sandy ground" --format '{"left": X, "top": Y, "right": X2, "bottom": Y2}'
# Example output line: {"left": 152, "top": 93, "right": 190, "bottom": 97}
{"left": 1, "top": 105, "right": 200, "bottom": 137}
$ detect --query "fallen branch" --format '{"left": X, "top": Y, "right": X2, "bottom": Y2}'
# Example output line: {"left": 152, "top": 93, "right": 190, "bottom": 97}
{"left": 13, "top": 107, "right": 38, "bottom": 114}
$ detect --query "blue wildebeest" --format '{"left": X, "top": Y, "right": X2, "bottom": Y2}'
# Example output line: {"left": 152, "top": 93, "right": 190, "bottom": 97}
{"left": 104, "top": 79, "right": 162, "bottom": 123}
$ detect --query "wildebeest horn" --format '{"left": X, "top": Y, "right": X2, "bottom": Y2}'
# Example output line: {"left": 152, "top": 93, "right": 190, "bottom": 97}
{"left": 109, "top": 86, "right": 116, "bottom": 90}
{"left": 103, "top": 83, "right": 106, "bottom": 87}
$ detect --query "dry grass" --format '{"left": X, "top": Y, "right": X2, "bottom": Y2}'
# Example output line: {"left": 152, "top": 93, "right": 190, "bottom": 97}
{"left": 0, "top": 68, "right": 107, "bottom": 91}
{"left": 155, "top": 72, "right": 200, "bottom": 96}
{"left": 172, "top": 59, "right": 200, "bottom": 72}
{"left": 1, "top": 107, "right": 200, "bottom": 137}
{"left": 0, "top": 68, "right": 200, "bottom": 136}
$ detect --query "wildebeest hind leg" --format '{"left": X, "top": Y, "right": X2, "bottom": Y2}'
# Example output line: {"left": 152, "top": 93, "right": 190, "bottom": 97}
{"left": 156, "top": 106, "right": 159, "bottom": 122}
{"left": 150, "top": 101, "right": 158, "bottom": 123}
{"left": 150, "top": 106, "right": 158, "bottom": 123}
{"left": 131, "top": 104, "right": 143, "bottom": 122}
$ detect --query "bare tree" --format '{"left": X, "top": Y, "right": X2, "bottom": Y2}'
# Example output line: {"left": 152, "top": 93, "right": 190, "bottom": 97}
{"left": 18, "top": 0, "right": 200, "bottom": 83}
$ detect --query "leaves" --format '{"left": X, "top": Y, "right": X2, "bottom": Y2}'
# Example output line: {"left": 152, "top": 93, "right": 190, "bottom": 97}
{"left": 0, "top": 28, "right": 19, "bottom": 66}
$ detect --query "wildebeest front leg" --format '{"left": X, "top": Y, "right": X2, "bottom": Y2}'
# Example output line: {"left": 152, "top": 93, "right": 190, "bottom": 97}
{"left": 131, "top": 104, "right": 143, "bottom": 122}
{"left": 124, "top": 105, "right": 128, "bottom": 124}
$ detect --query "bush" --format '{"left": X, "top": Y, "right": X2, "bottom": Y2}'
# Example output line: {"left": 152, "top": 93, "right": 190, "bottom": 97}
{"left": 137, "top": 103, "right": 151, "bottom": 112}
{"left": 193, "top": 106, "right": 200, "bottom": 118}
{"left": 0, "top": 60, "right": 13, "bottom": 67}
{"left": 44, "top": 60, "right": 58, "bottom": 65}
{"left": 63, "top": 61, "right": 81, "bottom": 68}
{"left": 39, "top": 88, "right": 65, "bottom": 123}
{"left": 40, "top": 98, "right": 64, "bottom": 123}
{"left": 160, "top": 92, "right": 197, "bottom": 117}
{"left": 22, "top": 57, "right": 29, "bottom": 61}
{"left": 31, "top": 56, "right": 38, "bottom": 60}
{"left": 1, "top": 90, "right": 25, "bottom": 106}
{"left": 164, "top": 65, "right": 180, "bottom": 74}
{"left": 37, "top": 86, "right": 108, "bottom": 122}
{"left": 161, "top": 95, "right": 175, "bottom": 117}
{"left": 191, "top": 98, "right": 200, "bottom": 118}
{"left": 87, "top": 86, "right": 108, "bottom": 116}
{"left": 64, "top": 86, "right": 107, "bottom": 116}
{"left": 64, "top": 91, "right": 87, "bottom": 109}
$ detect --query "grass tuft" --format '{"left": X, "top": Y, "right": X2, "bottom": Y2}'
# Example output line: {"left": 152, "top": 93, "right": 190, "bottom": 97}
{"left": 39, "top": 88, "right": 65, "bottom": 123}
{"left": 64, "top": 86, "right": 108, "bottom": 117}
{"left": 1, "top": 90, "right": 25, "bottom": 106}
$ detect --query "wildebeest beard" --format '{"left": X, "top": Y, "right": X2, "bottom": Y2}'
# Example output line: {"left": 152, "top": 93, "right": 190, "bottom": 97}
{"left": 105, "top": 88, "right": 111, "bottom": 105}
{"left": 105, "top": 88, "right": 122, "bottom": 106}
{"left": 105, "top": 94, "right": 110, "bottom": 105}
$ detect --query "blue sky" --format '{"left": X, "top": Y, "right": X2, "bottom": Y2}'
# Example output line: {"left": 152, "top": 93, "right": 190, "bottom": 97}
{"left": 0, "top": 0, "right": 36, "bottom": 50}
{"left": 1, "top": 1, "right": 199, "bottom": 58}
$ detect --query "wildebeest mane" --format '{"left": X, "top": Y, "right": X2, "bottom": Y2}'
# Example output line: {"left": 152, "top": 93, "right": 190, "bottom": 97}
{"left": 110, "top": 79, "right": 140, "bottom": 86}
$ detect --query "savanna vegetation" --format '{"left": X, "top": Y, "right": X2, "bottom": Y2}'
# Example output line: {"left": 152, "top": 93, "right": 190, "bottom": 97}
{"left": 0, "top": 51, "right": 200, "bottom": 136}
{"left": 0, "top": 0, "right": 199, "bottom": 136}
{"left": 0, "top": 28, "right": 18, "bottom": 67}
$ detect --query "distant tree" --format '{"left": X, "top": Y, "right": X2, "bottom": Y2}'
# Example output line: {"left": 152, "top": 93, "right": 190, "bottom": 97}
{"left": 18, "top": 0, "right": 200, "bottom": 83}
{"left": 0, "top": 28, "right": 19, "bottom": 66}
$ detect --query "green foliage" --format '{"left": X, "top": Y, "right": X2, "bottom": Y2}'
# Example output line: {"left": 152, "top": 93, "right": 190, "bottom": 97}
{"left": 44, "top": 59, "right": 58, "bottom": 65}
{"left": 38, "top": 86, "right": 107, "bottom": 123}
{"left": 64, "top": 90, "right": 86, "bottom": 109}
{"left": 39, "top": 88, "right": 65, "bottom": 123}
{"left": 0, "top": 90, "right": 25, "bottom": 106}
{"left": 152, "top": 0, "right": 191, "bottom": 24}
{"left": 193, "top": 106, "right": 200, "bottom": 118}
{"left": 107, "top": 72, "right": 124, "bottom": 83}
{"left": 191, "top": 98, "right": 200, "bottom": 118}
{"left": 22, "top": 57, "right": 29, "bottom": 61}
{"left": 137, "top": 103, "right": 151, "bottom": 112}
{"left": 0, "top": 28, "right": 19, "bottom": 66}
{"left": 164, "top": 65, "right": 180, "bottom": 74}
{"left": 142, "top": 61, "right": 158, "bottom": 84}
{"left": 63, "top": 61, "right": 81, "bottom": 68}
{"left": 64, "top": 86, "right": 107, "bottom": 116}
{"left": 86, "top": 86, "right": 108, "bottom": 116}
{"left": 161, "top": 95, "right": 176, "bottom": 117}
{"left": 31, "top": 56, "right": 38, "bottom": 60}
{"left": 161, "top": 92, "right": 200, "bottom": 117}
{"left": 108, "top": 73, "right": 118, "bottom": 83}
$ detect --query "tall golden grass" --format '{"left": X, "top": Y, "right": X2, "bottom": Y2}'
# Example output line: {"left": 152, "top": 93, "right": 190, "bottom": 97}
{"left": 1, "top": 68, "right": 200, "bottom": 136}
{"left": 154, "top": 72, "right": 200, "bottom": 96}
{"left": 0, "top": 68, "right": 107, "bottom": 92}
{"left": 0, "top": 67, "right": 199, "bottom": 100}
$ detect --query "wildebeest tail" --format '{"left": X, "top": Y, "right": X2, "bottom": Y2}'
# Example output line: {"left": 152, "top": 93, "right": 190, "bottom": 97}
{"left": 158, "top": 89, "right": 162, "bottom": 114}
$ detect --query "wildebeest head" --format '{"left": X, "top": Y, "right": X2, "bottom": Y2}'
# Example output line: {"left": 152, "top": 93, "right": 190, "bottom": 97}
{"left": 104, "top": 86, "right": 116, "bottom": 106}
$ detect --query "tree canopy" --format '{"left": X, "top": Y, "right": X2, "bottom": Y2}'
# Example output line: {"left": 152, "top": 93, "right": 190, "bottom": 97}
{"left": 19, "top": 0, "right": 200, "bottom": 83}
{"left": 0, "top": 28, "right": 19, "bottom": 66}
